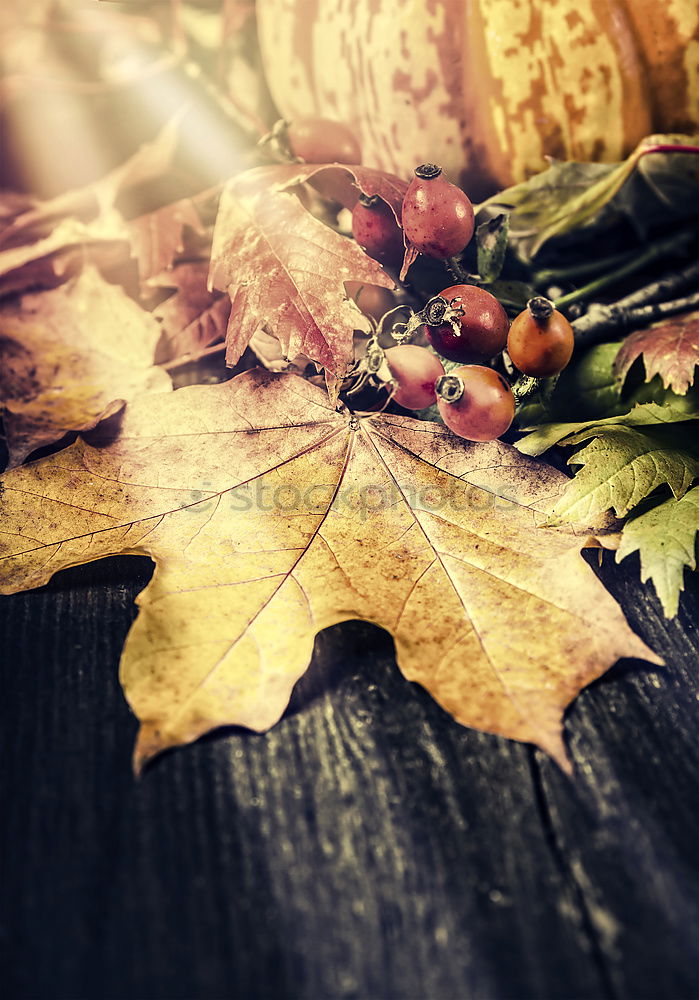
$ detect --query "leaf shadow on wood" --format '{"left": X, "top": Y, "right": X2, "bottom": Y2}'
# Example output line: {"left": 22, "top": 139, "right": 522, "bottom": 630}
{"left": 28, "top": 547, "right": 693, "bottom": 777}
{"left": 584, "top": 547, "right": 699, "bottom": 660}
{"left": 285, "top": 620, "right": 396, "bottom": 718}
{"left": 4, "top": 549, "right": 699, "bottom": 998}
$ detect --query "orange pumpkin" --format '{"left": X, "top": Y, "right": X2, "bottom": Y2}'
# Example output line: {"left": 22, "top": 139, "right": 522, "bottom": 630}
{"left": 256, "top": 0, "right": 699, "bottom": 197}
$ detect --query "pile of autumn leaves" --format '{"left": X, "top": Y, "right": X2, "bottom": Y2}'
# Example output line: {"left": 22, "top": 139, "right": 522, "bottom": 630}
{"left": 0, "top": 116, "right": 697, "bottom": 769}
{"left": 3, "top": 120, "right": 696, "bottom": 615}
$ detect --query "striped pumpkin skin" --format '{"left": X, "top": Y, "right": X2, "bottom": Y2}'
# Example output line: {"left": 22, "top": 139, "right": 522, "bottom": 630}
{"left": 622, "top": 0, "right": 699, "bottom": 133}
{"left": 256, "top": 0, "right": 699, "bottom": 195}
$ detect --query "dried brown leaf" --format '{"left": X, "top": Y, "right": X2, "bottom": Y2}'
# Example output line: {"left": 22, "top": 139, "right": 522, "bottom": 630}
{"left": 0, "top": 266, "right": 171, "bottom": 465}
{"left": 0, "top": 370, "right": 658, "bottom": 771}
{"left": 129, "top": 199, "right": 205, "bottom": 282}
{"left": 0, "top": 111, "right": 185, "bottom": 251}
{"left": 270, "top": 162, "right": 408, "bottom": 221}
{"left": 152, "top": 261, "right": 230, "bottom": 364}
{"left": 615, "top": 311, "right": 699, "bottom": 395}
{"left": 0, "top": 212, "right": 130, "bottom": 298}
{"left": 209, "top": 166, "right": 398, "bottom": 376}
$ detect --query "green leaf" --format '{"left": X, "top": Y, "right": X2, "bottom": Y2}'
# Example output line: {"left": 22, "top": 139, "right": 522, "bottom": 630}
{"left": 481, "top": 134, "right": 699, "bottom": 263}
{"left": 478, "top": 279, "right": 532, "bottom": 314}
{"left": 476, "top": 213, "right": 509, "bottom": 283}
{"left": 515, "top": 341, "right": 626, "bottom": 426}
{"left": 617, "top": 487, "right": 699, "bottom": 618}
{"left": 517, "top": 341, "right": 699, "bottom": 428}
{"left": 479, "top": 159, "right": 613, "bottom": 263}
{"left": 548, "top": 427, "right": 699, "bottom": 525}
{"left": 516, "top": 403, "right": 699, "bottom": 457}
{"left": 550, "top": 342, "right": 625, "bottom": 419}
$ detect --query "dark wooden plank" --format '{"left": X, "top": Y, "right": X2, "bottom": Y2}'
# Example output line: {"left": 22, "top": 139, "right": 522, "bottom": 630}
{"left": 1, "top": 554, "right": 698, "bottom": 1000}
{"left": 533, "top": 553, "right": 699, "bottom": 1000}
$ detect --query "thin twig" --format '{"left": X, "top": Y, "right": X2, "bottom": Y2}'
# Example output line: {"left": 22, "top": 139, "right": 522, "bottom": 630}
{"left": 608, "top": 258, "right": 699, "bottom": 310}
{"left": 553, "top": 233, "right": 696, "bottom": 310}
{"left": 161, "top": 342, "right": 226, "bottom": 371}
{"left": 573, "top": 289, "right": 699, "bottom": 347}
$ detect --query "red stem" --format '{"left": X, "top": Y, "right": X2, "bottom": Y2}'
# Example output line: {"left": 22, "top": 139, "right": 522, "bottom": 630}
{"left": 638, "top": 143, "right": 699, "bottom": 158}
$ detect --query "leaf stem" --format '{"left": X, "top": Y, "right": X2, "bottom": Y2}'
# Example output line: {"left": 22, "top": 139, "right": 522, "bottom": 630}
{"left": 161, "top": 341, "right": 226, "bottom": 371}
{"left": 446, "top": 256, "right": 468, "bottom": 283}
{"left": 553, "top": 232, "right": 695, "bottom": 310}
{"left": 534, "top": 247, "right": 638, "bottom": 286}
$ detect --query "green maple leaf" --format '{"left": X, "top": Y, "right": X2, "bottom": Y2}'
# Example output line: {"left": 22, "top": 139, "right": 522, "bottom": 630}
{"left": 617, "top": 488, "right": 699, "bottom": 618}
{"left": 549, "top": 427, "right": 699, "bottom": 524}
{"left": 516, "top": 403, "right": 699, "bottom": 458}
{"left": 516, "top": 340, "right": 699, "bottom": 430}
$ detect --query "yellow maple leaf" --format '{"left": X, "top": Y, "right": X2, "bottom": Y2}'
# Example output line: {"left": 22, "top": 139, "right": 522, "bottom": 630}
{"left": 0, "top": 371, "right": 659, "bottom": 772}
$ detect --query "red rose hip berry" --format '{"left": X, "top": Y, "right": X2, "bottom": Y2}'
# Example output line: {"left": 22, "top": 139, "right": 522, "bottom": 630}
{"left": 345, "top": 282, "right": 396, "bottom": 323}
{"left": 285, "top": 117, "right": 362, "bottom": 164}
{"left": 352, "top": 194, "right": 404, "bottom": 268}
{"left": 425, "top": 284, "right": 509, "bottom": 362}
{"left": 507, "top": 297, "right": 575, "bottom": 377}
{"left": 401, "top": 164, "right": 475, "bottom": 260}
{"left": 385, "top": 345, "right": 445, "bottom": 410}
{"left": 435, "top": 365, "right": 515, "bottom": 441}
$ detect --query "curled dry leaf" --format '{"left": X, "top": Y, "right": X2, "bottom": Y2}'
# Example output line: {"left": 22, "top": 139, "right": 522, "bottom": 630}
{"left": 209, "top": 165, "right": 400, "bottom": 377}
{"left": 270, "top": 162, "right": 408, "bottom": 222}
{"left": 615, "top": 311, "right": 699, "bottom": 395}
{"left": 0, "top": 114, "right": 197, "bottom": 298}
{"left": 129, "top": 199, "right": 205, "bottom": 282}
{"left": 0, "top": 212, "right": 131, "bottom": 298}
{"left": 0, "top": 266, "right": 171, "bottom": 466}
{"left": 152, "top": 262, "right": 230, "bottom": 365}
{"left": 0, "top": 111, "right": 186, "bottom": 251}
{"left": 0, "top": 370, "right": 658, "bottom": 772}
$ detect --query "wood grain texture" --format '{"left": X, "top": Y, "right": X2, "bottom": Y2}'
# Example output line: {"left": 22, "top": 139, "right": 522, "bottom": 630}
{"left": 1, "top": 553, "right": 698, "bottom": 999}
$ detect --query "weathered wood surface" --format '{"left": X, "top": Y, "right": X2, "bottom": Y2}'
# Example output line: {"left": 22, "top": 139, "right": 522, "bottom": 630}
{"left": 1, "top": 552, "right": 698, "bottom": 1000}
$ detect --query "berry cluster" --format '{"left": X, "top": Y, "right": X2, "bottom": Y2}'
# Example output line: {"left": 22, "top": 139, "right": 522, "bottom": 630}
{"left": 351, "top": 162, "right": 574, "bottom": 442}
{"left": 265, "top": 118, "right": 576, "bottom": 443}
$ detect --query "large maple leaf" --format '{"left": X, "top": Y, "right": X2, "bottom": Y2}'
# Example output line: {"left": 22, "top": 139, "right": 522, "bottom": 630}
{"left": 209, "top": 165, "right": 404, "bottom": 377}
{"left": 0, "top": 371, "right": 659, "bottom": 772}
